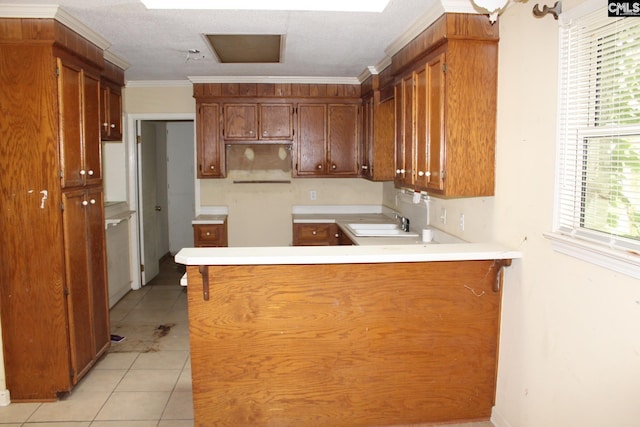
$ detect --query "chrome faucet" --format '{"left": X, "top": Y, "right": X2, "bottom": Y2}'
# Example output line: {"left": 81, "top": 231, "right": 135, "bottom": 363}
{"left": 395, "top": 214, "right": 410, "bottom": 232}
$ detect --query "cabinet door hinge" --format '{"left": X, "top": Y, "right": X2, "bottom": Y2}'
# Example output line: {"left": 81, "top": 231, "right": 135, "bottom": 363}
{"left": 140, "top": 264, "right": 145, "bottom": 272}
{"left": 60, "top": 202, "right": 65, "bottom": 211}
{"left": 63, "top": 287, "right": 70, "bottom": 296}
{"left": 137, "top": 135, "right": 142, "bottom": 144}
{"left": 442, "top": 63, "right": 447, "bottom": 73}
{"left": 55, "top": 66, "right": 60, "bottom": 77}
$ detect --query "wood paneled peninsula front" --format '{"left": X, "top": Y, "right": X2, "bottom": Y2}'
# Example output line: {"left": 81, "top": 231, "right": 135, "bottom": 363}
{"left": 175, "top": 244, "right": 520, "bottom": 427}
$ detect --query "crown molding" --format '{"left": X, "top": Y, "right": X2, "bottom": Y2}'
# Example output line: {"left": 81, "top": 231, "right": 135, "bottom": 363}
{"left": 104, "top": 51, "right": 130, "bottom": 70}
{"left": 0, "top": 4, "right": 112, "bottom": 50}
{"left": 188, "top": 75, "right": 361, "bottom": 85}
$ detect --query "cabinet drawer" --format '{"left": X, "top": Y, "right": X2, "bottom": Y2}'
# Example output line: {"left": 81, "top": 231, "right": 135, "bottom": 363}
{"left": 292, "top": 223, "right": 338, "bottom": 246}
{"left": 194, "top": 222, "right": 228, "bottom": 247}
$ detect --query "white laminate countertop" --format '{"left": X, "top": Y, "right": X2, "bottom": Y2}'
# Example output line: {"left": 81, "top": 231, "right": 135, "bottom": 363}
{"left": 175, "top": 243, "right": 521, "bottom": 266}
{"left": 192, "top": 214, "right": 227, "bottom": 225}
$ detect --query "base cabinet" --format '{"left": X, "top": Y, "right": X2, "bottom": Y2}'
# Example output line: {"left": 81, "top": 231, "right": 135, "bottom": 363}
{"left": 193, "top": 222, "right": 228, "bottom": 247}
{"left": 187, "top": 260, "right": 508, "bottom": 426}
{"left": 292, "top": 223, "right": 352, "bottom": 246}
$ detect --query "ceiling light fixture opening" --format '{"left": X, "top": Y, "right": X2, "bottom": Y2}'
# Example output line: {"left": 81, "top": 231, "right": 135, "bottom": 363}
{"left": 206, "top": 34, "right": 283, "bottom": 64}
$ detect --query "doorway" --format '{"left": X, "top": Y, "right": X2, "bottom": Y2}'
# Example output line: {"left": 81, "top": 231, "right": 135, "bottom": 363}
{"left": 127, "top": 114, "right": 196, "bottom": 287}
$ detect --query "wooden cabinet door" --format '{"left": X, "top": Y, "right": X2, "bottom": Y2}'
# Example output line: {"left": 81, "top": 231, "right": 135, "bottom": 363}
{"left": 101, "top": 85, "right": 122, "bottom": 141}
{"left": 223, "top": 104, "right": 258, "bottom": 140}
{"left": 83, "top": 72, "right": 102, "bottom": 185}
{"left": 295, "top": 104, "right": 326, "bottom": 176}
{"left": 361, "top": 97, "right": 374, "bottom": 179}
{"left": 259, "top": 104, "right": 293, "bottom": 140}
{"left": 292, "top": 223, "right": 339, "bottom": 246}
{"left": 86, "top": 187, "right": 109, "bottom": 357}
{"left": 414, "top": 66, "right": 429, "bottom": 188}
{"left": 58, "top": 59, "right": 101, "bottom": 187}
{"left": 198, "top": 103, "right": 224, "bottom": 178}
{"left": 108, "top": 87, "right": 122, "bottom": 140}
{"left": 394, "top": 78, "right": 414, "bottom": 187}
{"left": 327, "top": 104, "right": 359, "bottom": 176}
{"left": 58, "top": 59, "right": 84, "bottom": 188}
{"left": 425, "top": 52, "right": 445, "bottom": 192}
{"left": 62, "top": 189, "right": 95, "bottom": 383}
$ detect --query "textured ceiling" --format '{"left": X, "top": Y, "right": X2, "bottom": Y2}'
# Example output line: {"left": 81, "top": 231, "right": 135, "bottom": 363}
{"left": 4, "top": 0, "right": 481, "bottom": 83}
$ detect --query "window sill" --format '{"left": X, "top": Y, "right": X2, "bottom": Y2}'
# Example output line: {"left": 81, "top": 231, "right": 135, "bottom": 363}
{"left": 543, "top": 232, "right": 640, "bottom": 279}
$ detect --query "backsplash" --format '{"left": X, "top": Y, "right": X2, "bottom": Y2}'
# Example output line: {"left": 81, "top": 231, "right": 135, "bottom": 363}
{"left": 383, "top": 182, "right": 494, "bottom": 243}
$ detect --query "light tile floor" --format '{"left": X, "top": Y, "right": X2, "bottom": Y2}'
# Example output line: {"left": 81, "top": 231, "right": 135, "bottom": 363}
{"left": 0, "top": 258, "right": 494, "bottom": 427}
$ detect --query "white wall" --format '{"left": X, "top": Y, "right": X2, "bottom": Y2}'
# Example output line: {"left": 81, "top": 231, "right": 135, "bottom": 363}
{"left": 401, "top": 2, "right": 640, "bottom": 426}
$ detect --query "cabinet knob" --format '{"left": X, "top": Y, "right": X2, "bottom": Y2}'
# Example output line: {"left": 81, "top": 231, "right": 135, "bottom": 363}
{"left": 426, "top": 171, "right": 432, "bottom": 177}
{"left": 396, "top": 169, "right": 405, "bottom": 175}
{"left": 312, "top": 231, "right": 317, "bottom": 235}
{"left": 80, "top": 169, "right": 86, "bottom": 176}
{"left": 418, "top": 171, "right": 424, "bottom": 176}
{"left": 90, "top": 199, "right": 96, "bottom": 205}
{"left": 334, "top": 233, "right": 340, "bottom": 238}
{"left": 111, "top": 123, "right": 116, "bottom": 129}
{"left": 317, "top": 164, "right": 323, "bottom": 170}
{"left": 331, "top": 164, "right": 337, "bottom": 170}
{"left": 102, "top": 122, "right": 109, "bottom": 128}
{"left": 361, "top": 165, "right": 369, "bottom": 170}
{"left": 210, "top": 165, "right": 216, "bottom": 170}
{"left": 206, "top": 232, "right": 211, "bottom": 236}
{"left": 88, "top": 170, "right": 94, "bottom": 176}
{"left": 263, "top": 131, "right": 268, "bottom": 136}
{"left": 81, "top": 200, "right": 89, "bottom": 206}
{"left": 249, "top": 130, "right": 254, "bottom": 135}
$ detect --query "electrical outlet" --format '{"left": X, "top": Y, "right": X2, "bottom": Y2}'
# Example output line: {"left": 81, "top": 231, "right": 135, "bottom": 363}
{"left": 310, "top": 190, "right": 317, "bottom": 201}
{"left": 440, "top": 208, "right": 447, "bottom": 225}
{"left": 459, "top": 213, "right": 465, "bottom": 231}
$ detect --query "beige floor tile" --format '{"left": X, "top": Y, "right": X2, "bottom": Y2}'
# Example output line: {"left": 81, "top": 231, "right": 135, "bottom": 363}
{"left": 94, "top": 391, "right": 170, "bottom": 421}
{"left": 158, "top": 420, "right": 193, "bottom": 427}
{"left": 116, "top": 369, "right": 181, "bottom": 392}
{"left": 131, "top": 350, "right": 189, "bottom": 370}
{"left": 0, "top": 402, "right": 41, "bottom": 423}
{"left": 0, "top": 423, "right": 21, "bottom": 427}
{"left": 161, "top": 391, "right": 193, "bottom": 420}
{"left": 174, "top": 368, "right": 193, "bottom": 393}
{"left": 24, "top": 422, "right": 90, "bottom": 426}
{"left": 90, "top": 420, "right": 159, "bottom": 427}
{"left": 75, "top": 369, "right": 127, "bottom": 392}
{"left": 94, "top": 352, "right": 140, "bottom": 370}
{"left": 28, "top": 391, "right": 111, "bottom": 422}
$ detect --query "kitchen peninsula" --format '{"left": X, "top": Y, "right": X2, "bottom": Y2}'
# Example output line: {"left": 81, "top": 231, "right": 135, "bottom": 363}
{"left": 175, "top": 242, "right": 520, "bottom": 427}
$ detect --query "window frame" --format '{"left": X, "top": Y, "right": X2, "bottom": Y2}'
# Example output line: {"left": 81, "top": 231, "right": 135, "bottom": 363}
{"left": 547, "top": 0, "right": 640, "bottom": 279}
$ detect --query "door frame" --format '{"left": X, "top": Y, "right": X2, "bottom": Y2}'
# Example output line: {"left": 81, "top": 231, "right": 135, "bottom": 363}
{"left": 125, "top": 113, "right": 197, "bottom": 289}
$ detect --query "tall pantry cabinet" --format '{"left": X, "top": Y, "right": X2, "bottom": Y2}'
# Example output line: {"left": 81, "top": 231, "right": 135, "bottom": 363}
{"left": 0, "top": 18, "right": 110, "bottom": 401}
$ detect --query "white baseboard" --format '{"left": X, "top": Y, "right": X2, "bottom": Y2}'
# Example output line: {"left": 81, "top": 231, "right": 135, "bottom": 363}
{"left": 0, "top": 389, "right": 10, "bottom": 406}
{"left": 491, "top": 406, "right": 514, "bottom": 427}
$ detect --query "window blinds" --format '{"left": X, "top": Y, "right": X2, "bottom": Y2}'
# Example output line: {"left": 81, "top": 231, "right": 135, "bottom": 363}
{"left": 556, "top": 8, "right": 640, "bottom": 251}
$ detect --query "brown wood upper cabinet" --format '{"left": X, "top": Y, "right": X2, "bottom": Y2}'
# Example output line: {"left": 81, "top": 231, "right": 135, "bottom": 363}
{"left": 197, "top": 103, "right": 225, "bottom": 178}
{"left": 58, "top": 58, "right": 103, "bottom": 188}
{"left": 223, "top": 103, "right": 293, "bottom": 142}
{"left": 361, "top": 93, "right": 395, "bottom": 181}
{"left": 392, "top": 14, "right": 498, "bottom": 197}
{"left": 294, "top": 103, "right": 359, "bottom": 177}
{"left": 100, "top": 60, "right": 124, "bottom": 141}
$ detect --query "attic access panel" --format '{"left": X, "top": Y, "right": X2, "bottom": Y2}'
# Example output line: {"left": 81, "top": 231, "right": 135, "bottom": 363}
{"left": 206, "top": 34, "right": 283, "bottom": 63}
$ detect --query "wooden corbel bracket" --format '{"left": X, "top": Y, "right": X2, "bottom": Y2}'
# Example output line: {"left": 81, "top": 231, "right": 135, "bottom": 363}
{"left": 199, "top": 265, "right": 210, "bottom": 301}
{"left": 493, "top": 259, "right": 513, "bottom": 293}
